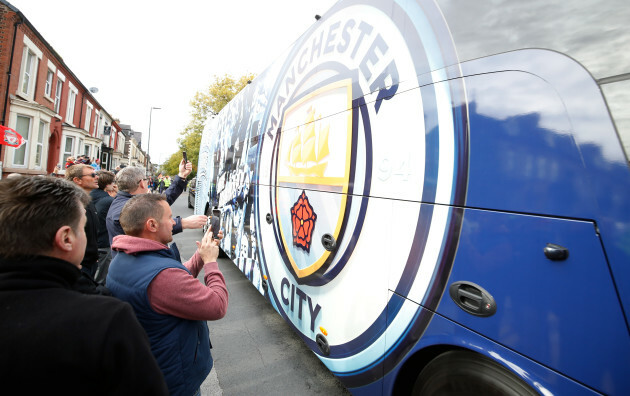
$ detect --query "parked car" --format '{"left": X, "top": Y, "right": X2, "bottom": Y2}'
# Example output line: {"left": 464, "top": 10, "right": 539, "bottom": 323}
{"left": 187, "top": 177, "right": 196, "bottom": 208}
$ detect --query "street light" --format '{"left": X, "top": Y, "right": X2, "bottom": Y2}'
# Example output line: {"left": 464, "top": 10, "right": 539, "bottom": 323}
{"left": 147, "top": 106, "right": 161, "bottom": 174}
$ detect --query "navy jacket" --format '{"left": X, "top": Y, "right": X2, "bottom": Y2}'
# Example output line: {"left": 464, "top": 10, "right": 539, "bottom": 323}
{"left": 107, "top": 246, "right": 212, "bottom": 396}
{"left": 106, "top": 176, "right": 186, "bottom": 257}
{"left": 90, "top": 188, "right": 114, "bottom": 248}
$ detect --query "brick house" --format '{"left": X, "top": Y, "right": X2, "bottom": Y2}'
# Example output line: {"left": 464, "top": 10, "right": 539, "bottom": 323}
{"left": 0, "top": 1, "right": 144, "bottom": 177}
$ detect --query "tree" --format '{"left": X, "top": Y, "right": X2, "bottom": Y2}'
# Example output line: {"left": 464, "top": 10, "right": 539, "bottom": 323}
{"left": 159, "top": 73, "right": 255, "bottom": 177}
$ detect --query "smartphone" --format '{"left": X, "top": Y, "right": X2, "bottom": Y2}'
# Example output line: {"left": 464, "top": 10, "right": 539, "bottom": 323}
{"left": 182, "top": 151, "right": 188, "bottom": 163}
{"left": 210, "top": 209, "right": 221, "bottom": 238}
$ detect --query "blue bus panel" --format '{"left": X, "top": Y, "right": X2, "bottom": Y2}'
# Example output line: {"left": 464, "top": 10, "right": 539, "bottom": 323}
{"left": 195, "top": 1, "right": 630, "bottom": 394}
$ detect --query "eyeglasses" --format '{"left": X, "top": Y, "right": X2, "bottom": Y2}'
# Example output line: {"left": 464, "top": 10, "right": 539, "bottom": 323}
{"left": 80, "top": 173, "right": 97, "bottom": 178}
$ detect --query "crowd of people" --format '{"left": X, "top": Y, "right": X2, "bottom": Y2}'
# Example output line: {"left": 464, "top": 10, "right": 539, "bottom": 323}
{"left": 0, "top": 159, "right": 228, "bottom": 395}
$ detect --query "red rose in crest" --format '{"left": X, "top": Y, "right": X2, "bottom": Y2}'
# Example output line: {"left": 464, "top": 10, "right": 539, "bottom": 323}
{"left": 290, "top": 190, "right": 317, "bottom": 252}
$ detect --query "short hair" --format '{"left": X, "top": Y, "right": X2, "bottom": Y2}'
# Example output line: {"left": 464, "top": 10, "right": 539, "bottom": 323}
{"left": 115, "top": 166, "right": 145, "bottom": 192}
{"left": 119, "top": 194, "right": 167, "bottom": 236}
{"left": 96, "top": 170, "right": 115, "bottom": 190}
{"left": 0, "top": 176, "right": 89, "bottom": 259}
{"left": 65, "top": 164, "right": 93, "bottom": 181}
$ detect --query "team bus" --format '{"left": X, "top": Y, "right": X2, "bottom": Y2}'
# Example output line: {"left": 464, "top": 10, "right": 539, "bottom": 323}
{"left": 194, "top": 0, "right": 630, "bottom": 394}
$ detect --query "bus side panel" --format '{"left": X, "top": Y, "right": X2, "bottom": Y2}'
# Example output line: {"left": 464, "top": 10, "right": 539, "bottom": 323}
{"left": 460, "top": 50, "right": 630, "bottom": 323}
{"left": 463, "top": 70, "right": 596, "bottom": 218}
{"left": 380, "top": 293, "right": 602, "bottom": 396}
{"left": 435, "top": 208, "right": 630, "bottom": 395}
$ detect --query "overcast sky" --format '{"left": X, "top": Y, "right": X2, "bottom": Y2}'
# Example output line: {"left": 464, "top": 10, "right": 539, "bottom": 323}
{"left": 8, "top": 0, "right": 339, "bottom": 164}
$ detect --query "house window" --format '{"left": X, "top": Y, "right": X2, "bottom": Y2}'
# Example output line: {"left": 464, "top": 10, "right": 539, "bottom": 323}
{"left": 102, "top": 151, "right": 109, "bottom": 168}
{"left": 84, "top": 144, "right": 90, "bottom": 157}
{"left": 54, "top": 79, "right": 63, "bottom": 113}
{"left": 62, "top": 136, "right": 74, "bottom": 165}
{"left": 93, "top": 112, "right": 100, "bottom": 137}
{"left": 66, "top": 84, "right": 78, "bottom": 125}
{"left": 85, "top": 103, "right": 93, "bottom": 132}
{"left": 21, "top": 50, "right": 37, "bottom": 96}
{"left": 35, "top": 120, "right": 47, "bottom": 168}
{"left": 13, "top": 115, "right": 31, "bottom": 166}
{"left": 45, "top": 70, "right": 54, "bottom": 97}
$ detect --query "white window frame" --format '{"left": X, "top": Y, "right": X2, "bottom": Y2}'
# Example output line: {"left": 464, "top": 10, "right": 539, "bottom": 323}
{"left": 102, "top": 151, "right": 109, "bottom": 168}
{"left": 93, "top": 111, "right": 100, "bottom": 138}
{"left": 117, "top": 132, "right": 126, "bottom": 153}
{"left": 84, "top": 144, "right": 91, "bottom": 157}
{"left": 12, "top": 115, "right": 32, "bottom": 167}
{"left": 18, "top": 36, "right": 43, "bottom": 101}
{"left": 20, "top": 50, "right": 36, "bottom": 97}
{"left": 62, "top": 136, "right": 75, "bottom": 165}
{"left": 44, "top": 60, "right": 56, "bottom": 100}
{"left": 66, "top": 82, "right": 78, "bottom": 126}
{"left": 54, "top": 71, "right": 65, "bottom": 114}
{"left": 85, "top": 101, "right": 93, "bottom": 132}
{"left": 54, "top": 79, "right": 63, "bottom": 113}
{"left": 44, "top": 70, "right": 54, "bottom": 98}
{"left": 34, "top": 120, "right": 47, "bottom": 168}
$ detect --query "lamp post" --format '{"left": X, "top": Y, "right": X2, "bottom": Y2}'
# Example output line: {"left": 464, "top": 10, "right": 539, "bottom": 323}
{"left": 147, "top": 106, "right": 161, "bottom": 174}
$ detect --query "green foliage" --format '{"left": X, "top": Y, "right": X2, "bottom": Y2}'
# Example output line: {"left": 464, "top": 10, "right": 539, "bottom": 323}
{"left": 158, "top": 73, "right": 256, "bottom": 179}
{"left": 159, "top": 154, "right": 181, "bottom": 177}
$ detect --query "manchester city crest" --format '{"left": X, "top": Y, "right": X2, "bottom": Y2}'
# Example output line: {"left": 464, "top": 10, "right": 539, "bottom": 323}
{"left": 276, "top": 80, "right": 356, "bottom": 282}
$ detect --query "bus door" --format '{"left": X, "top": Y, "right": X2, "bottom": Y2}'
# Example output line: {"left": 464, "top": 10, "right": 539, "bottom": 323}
{"left": 433, "top": 68, "right": 630, "bottom": 395}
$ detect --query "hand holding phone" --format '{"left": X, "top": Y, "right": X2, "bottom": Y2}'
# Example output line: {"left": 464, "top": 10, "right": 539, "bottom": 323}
{"left": 210, "top": 215, "right": 221, "bottom": 239}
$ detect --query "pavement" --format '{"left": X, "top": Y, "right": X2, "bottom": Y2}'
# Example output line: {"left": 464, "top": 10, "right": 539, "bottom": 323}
{"left": 171, "top": 191, "right": 351, "bottom": 396}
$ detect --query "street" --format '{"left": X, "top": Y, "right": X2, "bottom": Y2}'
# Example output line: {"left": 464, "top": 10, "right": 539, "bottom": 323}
{"left": 170, "top": 189, "right": 351, "bottom": 396}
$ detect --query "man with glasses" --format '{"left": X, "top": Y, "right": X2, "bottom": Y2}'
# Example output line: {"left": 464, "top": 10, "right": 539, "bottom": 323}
{"left": 107, "top": 160, "right": 206, "bottom": 259}
{"left": 66, "top": 165, "right": 100, "bottom": 279}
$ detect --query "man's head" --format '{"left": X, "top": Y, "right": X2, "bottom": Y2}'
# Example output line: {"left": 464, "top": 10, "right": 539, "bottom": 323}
{"left": 96, "top": 170, "right": 116, "bottom": 191}
{"left": 0, "top": 176, "right": 89, "bottom": 266}
{"left": 115, "top": 166, "right": 149, "bottom": 195}
{"left": 66, "top": 164, "right": 99, "bottom": 192}
{"left": 120, "top": 194, "right": 174, "bottom": 245}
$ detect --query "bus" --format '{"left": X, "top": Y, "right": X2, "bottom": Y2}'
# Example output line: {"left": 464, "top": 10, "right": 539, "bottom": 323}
{"left": 194, "top": 0, "right": 630, "bottom": 394}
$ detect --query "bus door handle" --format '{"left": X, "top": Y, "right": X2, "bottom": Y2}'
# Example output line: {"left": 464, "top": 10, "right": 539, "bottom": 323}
{"left": 544, "top": 243, "right": 569, "bottom": 261}
{"left": 449, "top": 281, "right": 497, "bottom": 317}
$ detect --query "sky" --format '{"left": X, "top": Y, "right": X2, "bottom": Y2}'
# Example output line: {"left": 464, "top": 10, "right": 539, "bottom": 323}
{"left": 8, "top": 0, "right": 339, "bottom": 164}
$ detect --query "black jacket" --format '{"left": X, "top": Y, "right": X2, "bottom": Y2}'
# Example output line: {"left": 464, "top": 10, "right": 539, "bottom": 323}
{"left": 0, "top": 255, "right": 168, "bottom": 395}
{"left": 81, "top": 199, "right": 99, "bottom": 272}
{"left": 90, "top": 188, "right": 114, "bottom": 248}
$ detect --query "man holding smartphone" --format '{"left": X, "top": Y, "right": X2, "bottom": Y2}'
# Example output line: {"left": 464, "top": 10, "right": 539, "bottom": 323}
{"left": 107, "top": 193, "right": 228, "bottom": 396}
{"left": 107, "top": 158, "right": 206, "bottom": 259}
